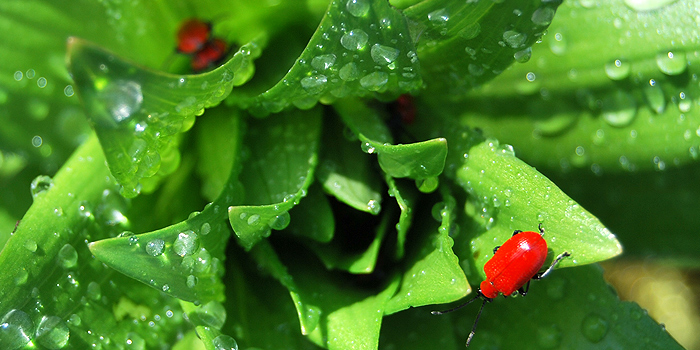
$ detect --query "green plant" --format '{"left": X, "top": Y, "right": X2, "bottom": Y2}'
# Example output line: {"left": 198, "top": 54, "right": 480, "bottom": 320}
{"left": 0, "top": 0, "right": 692, "bottom": 349}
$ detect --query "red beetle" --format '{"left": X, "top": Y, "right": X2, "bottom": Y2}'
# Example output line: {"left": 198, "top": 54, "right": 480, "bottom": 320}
{"left": 433, "top": 224, "right": 570, "bottom": 347}
{"left": 176, "top": 19, "right": 212, "bottom": 54}
{"left": 190, "top": 38, "right": 228, "bottom": 72}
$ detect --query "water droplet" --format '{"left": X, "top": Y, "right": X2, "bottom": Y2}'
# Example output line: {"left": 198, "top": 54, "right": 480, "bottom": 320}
{"left": 604, "top": 59, "right": 631, "bottom": 80}
{"left": 269, "top": 212, "right": 291, "bottom": 230}
{"left": 581, "top": 313, "right": 609, "bottom": 343}
{"left": 602, "top": 90, "right": 637, "bottom": 127}
{"left": 503, "top": 30, "right": 527, "bottom": 48}
{"left": 24, "top": 239, "right": 37, "bottom": 252}
{"left": 247, "top": 214, "right": 261, "bottom": 225}
{"left": 371, "top": 44, "right": 400, "bottom": 65}
{"left": 360, "top": 72, "right": 389, "bottom": 91}
{"left": 212, "top": 335, "right": 239, "bottom": 350}
{"left": 656, "top": 51, "right": 687, "bottom": 75}
{"left": 468, "top": 64, "right": 484, "bottom": 76}
{"left": 531, "top": 6, "right": 555, "bottom": 26}
{"left": 428, "top": 8, "right": 450, "bottom": 27}
{"left": 185, "top": 274, "right": 197, "bottom": 288}
{"left": 30, "top": 175, "right": 53, "bottom": 198}
{"left": 34, "top": 315, "right": 70, "bottom": 349}
{"left": 14, "top": 71, "right": 23, "bottom": 81}
{"left": 162, "top": 284, "right": 170, "bottom": 292}
{"left": 416, "top": 177, "right": 439, "bottom": 193}
{"left": 68, "top": 314, "right": 81, "bottom": 326}
{"left": 361, "top": 141, "right": 376, "bottom": 153}
{"left": 459, "top": 22, "right": 481, "bottom": 39}
{"left": 366, "top": 199, "right": 380, "bottom": 214}
{"left": 125, "top": 332, "right": 145, "bottom": 349}
{"left": 15, "top": 269, "right": 28, "bottom": 285}
{"left": 37, "top": 77, "right": 47, "bottom": 88}
{"left": 340, "top": 29, "right": 369, "bottom": 51}
{"left": 26, "top": 69, "right": 36, "bottom": 79}
{"left": 339, "top": 62, "right": 360, "bottom": 81}
{"left": 200, "top": 222, "right": 211, "bottom": 235}
{"left": 58, "top": 244, "right": 78, "bottom": 269}
{"left": 173, "top": 230, "right": 199, "bottom": 257}
{"left": 300, "top": 75, "right": 327, "bottom": 94}
{"left": 87, "top": 281, "right": 102, "bottom": 301}
{"left": 192, "top": 301, "right": 227, "bottom": 329}
{"left": 311, "top": 54, "right": 336, "bottom": 71}
{"left": 64, "top": 85, "right": 74, "bottom": 97}
{"left": 514, "top": 47, "right": 532, "bottom": 63}
{"left": 0, "top": 309, "right": 34, "bottom": 350}
{"left": 644, "top": 80, "right": 665, "bottom": 113}
{"left": 346, "top": 0, "right": 369, "bottom": 17}
{"left": 97, "top": 80, "right": 143, "bottom": 124}
{"left": 146, "top": 239, "right": 165, "bottom": 256}
{"left": 549, "top": 31, "right": 567, "bottom": 55}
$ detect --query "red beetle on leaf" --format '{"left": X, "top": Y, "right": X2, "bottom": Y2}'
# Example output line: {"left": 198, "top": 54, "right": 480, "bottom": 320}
{"left": 433, "top": 224, "right": 571, "bottom": 347}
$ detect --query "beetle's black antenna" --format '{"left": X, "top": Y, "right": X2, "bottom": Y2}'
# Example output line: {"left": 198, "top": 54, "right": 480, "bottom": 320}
{"left": 431, "top": 293, "right": 482, "bottom": 315}
{"left": 465, "top": 298, "right": 488, "bottom": 348}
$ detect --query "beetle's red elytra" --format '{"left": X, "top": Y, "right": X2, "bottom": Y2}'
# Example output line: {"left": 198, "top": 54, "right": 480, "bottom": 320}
{"left": 432, "top": 224, "right": 571, "bottom": 347}
{"left": 175, "top": 18, "right": 229, "bottom": 72}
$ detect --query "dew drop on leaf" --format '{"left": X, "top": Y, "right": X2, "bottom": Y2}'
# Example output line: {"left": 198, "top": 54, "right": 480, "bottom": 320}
{"left": 268, "top": 212, "right": 291, "bottom": 230}
{"left": 346, "top": 0, "right": 369, "bottom": 17}
{"left": 30, "top": 175, "right": 53, "bottom": 198}
{"left": 173, "top": 230, "right": 199, "bottom": 257}
{"left": 339, "top": 62, "right": 360, "bottom": 81}
{"left": 531, "top": 6, "right": 555, "bottom": 26}
{"left": 370, "top": 44, "right": 400, "bottom": 65}
{"left": 360, "top": 72, "right": 389, "bottom": 91}
{"left": 311, "top": 54, "right": 337, "bottom": 71}
{"left": 581, "top": 313, "right": 609, "bottom": 343}
{"left": 655, "top": 51, "right": 687, "bottom": 75}
{"left": 0, "top": 309, "right": 34, "bottom": 350}
{"left": 23, "top": 239, "right": 38, "bottom": 253}
{"left": 35, "top": 315, "right": 70, "bottom": 349}
{"left": 340, "top": 29, "right": 369, "bottom": 51}
{"left": 604, "top": 59, "right": 631, "bottom": 80}
{"left": 96, "top": 80, "right": 143, "bottom": 124}
{"left": 146, "top": 239, "right": 165, "bottom": 256}
{"left": 212, "top": 335, "right": 239, "bottom": 350}
{"left": 58, "top": 244, "right": 78, "bottom": 269}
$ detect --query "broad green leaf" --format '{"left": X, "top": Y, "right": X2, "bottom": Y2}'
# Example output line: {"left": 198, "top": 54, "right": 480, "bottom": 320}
{"left": 360, "top": 134, "right": 447, "bottom": 180}
{"left": 282, "top": 244, "right": 402, "bottom": 349}
{"left": 179, "top": 300, "right": 240, "bottom": 350}
{"left": 68, "top": 38, "right": 254, "bottom": 197}
{"left": 404, "top": 0, "right": 563, "bottom": 96}
{"left": 228, "top": 107, "right": 321, "bottom": 250}
{"left": 317, "top": 114, "right": 383, "bottom": 215}
{"left": 88, "top": 113, "right": 243, "bottom": 303}
{"left": 385, "top": 189, "right": 469, "bottom": 314}
{"left": 460, "top": 0, "right": 700, "bottom": 172}
{"left": 196, "top": 107, "right": 243, "bottom": 201}
{"left": 451, "top": 265, "right": 683, "bottom": 349}
{"left": 455, "top": 139, "right": 622, "bottom": 273}
{"left": 241, "top": 0, "right": 421, "bottom": 116}
{"left": 0, "top": 134, "right": 115, "bottom": 316}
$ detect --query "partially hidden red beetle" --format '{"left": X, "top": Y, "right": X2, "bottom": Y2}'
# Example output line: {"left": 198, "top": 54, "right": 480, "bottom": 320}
{"left": 176, "top": 19, "right": 212, "bottom": 54}
{"left": 174, "top": 18, "right": 230, "bottom": 72}
{"left": 433, "top": 224, "right": 571, "bottom": 347}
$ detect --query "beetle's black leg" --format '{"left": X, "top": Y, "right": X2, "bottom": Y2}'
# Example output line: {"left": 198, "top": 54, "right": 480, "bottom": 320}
{"left": 493, "top": 246, "right": 501, "bottom": 255}
{"left": 538, "top": 223, "right": 544, "bottom": 234}
{"left": 533, "top": 251, "right": 571, "bottom": 280}
{"left": 512, "top": 230, "right": 523, "bottom": 237}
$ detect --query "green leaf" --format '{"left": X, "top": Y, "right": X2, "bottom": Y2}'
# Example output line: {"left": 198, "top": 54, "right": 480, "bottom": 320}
{"left": 360, "top": 134, "right": 447, "bottom": 180}
{"left": 459, "top": 0, "right": 700, "bottom": 172}
{"left": 385, "top": 188, "right": 469, "bottom": 314}
{"left": 228, "top": 107, "right": 321, "bottom": 250}
{"left": 317, "top": 114, "right": 383, "bottom": 215}
{"left": 67, "top": 38, "right": 253, "bottom": 197}
{"left": 88, "top": 113, "right": 244, "bottom": 303}
{"left": 242, "top": 0, "right": 421, "bottom": 116}
{"left": 452, "top": 265, "right": 683, "bottom": 349}
{"left": 285, "top": 184, "right": 335, "bottom": 243}
{"left": 405, "top": 0, "right": 563, "bottom": 96}
{"left": 455, "top": 139, "right": 622, "bottom": 272}
{"left": 380, "top": 305, "right": 460, "bottom": 350}
{"left": 385, "top": 175, "right": 416, "bottom": 259}
{"left": 0, "top": 134, "right": 115, "bottom": 316}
